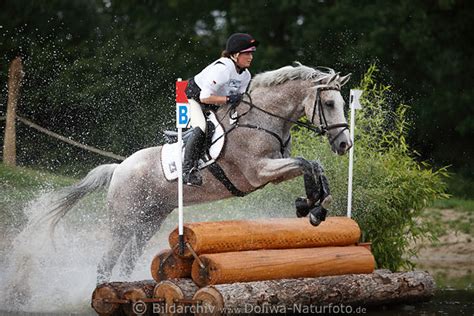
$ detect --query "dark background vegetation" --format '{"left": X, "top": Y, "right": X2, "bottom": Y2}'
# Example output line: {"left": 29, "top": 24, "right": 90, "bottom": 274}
{"left": 0, "top": 0, "right": 473, "bottom": 194}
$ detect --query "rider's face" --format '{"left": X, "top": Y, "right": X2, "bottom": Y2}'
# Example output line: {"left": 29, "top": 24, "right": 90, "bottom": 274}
{"left": 236, "top": 52, "right": 253, "bottom": 68}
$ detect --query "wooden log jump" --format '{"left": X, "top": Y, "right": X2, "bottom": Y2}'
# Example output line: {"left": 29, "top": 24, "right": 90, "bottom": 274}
{"left": 169, "top": 217, "right": 360, "bottom": 258}
{"left": 153, "top": 279, "right": 199, "bottom": 316}
{"left": 91, "top": 279, "right": 198, "bottom": 316}
{"left": 150, "top": 249, "right": 193, "bottom": 282}
{"left": 91, "top": 280, "right": 156, "bottom": 315}
{"left": 90, "top": 271, "right": 435, "bottom": 315}
{"left": 91, "top": 216, "right": 437, "bottom": 315}
{"left": 192, "top": 245, "right": 375, "bottom": 287}
{"left": 192, "top": 270, "right": 436, "bottom": 316}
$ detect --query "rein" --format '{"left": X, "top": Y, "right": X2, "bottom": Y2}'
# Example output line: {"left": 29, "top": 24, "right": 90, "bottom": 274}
{"left": 237, "top": 86, "right": 349, "bottom": 147}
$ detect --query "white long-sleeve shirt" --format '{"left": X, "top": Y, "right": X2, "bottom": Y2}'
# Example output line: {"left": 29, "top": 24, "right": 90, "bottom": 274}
{"left": 194, "top": 57, "right": 251, "bottom": 100}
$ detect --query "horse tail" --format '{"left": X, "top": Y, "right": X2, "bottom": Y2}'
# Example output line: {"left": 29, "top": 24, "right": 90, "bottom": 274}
{"left": 44, "top": 163, "right": 118, "bottom": 234}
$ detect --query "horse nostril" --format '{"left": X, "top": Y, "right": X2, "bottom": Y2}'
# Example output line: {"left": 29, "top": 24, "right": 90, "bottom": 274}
{"left": 339, "top": 142, "right": 347, "bottom": 150}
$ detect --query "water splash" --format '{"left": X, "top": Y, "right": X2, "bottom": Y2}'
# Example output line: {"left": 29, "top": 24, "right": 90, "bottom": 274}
{"left": 0, "top": 188, "right": 169, "bottom": 314}
{"left": 0, "top": 180, "right": 296, "bottom": 314}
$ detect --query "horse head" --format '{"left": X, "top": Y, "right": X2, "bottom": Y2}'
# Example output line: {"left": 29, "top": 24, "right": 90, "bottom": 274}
{"left": 303, "top": 69, "right": 352, "bottom": 155}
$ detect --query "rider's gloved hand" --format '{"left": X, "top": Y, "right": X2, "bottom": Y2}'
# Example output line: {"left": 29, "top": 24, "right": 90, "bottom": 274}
{"left": 226, "top": 94, "right": 243, "bottom": 108}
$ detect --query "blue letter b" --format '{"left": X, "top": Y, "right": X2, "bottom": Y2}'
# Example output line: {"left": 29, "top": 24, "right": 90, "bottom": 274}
{"left": 178, "top": 105, "right": 189, "bottom": 125}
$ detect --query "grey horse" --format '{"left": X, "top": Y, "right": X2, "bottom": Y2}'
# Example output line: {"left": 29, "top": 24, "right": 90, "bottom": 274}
{"left": 45, "top": 62, "right": 352, "bottom": 283}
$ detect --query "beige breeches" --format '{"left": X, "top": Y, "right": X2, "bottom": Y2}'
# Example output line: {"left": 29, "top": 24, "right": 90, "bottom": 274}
{"left": 188, "top": 99, "right": 206, "bottom": 131}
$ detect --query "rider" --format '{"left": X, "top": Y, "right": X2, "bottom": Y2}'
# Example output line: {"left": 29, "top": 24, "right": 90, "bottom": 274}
{"left": 183, "top": 33, "right": 259, "bottom": 186}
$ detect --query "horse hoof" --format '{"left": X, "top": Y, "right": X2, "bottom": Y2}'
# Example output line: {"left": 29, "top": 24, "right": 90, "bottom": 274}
{"left": 309, "top": 213, "right": 322, "bottom": 226}
{"left": 308, "top": 205, "right": 328, "bottom": 226}
{"left": 295, "top": 197, "right": 311, "bottom": 218}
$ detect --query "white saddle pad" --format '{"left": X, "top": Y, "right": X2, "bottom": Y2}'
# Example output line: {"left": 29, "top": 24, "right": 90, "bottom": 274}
{"left": 161, "top": 112, "right": 225, "bottom": 181}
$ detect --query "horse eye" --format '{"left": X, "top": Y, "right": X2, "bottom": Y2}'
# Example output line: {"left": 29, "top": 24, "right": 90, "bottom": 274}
{"left": 325, "top": 100, "right": 335, "bottom": 107}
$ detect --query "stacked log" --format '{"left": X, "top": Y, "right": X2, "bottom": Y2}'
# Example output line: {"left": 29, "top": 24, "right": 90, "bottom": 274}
{"left": 150, "top": 249, "right": 193, "bottom": 282}
{"left": 91, "top": 280, "right": 156, "bottom": 316}
{"left": 169, "top": 217, "right": 360, "bottom": 257}
{"left": 191, "top": 246, "right": 375, "bottom": 287}
{"left": 90, "top": 271, "right": 436, "bottom": 315}
{"left": 153, "top": 279, "right": 199, "bottom": 316}
{"left": 167, "top": 217, "right": 373, "bottom": 286}
{"left": 91, "top": 216, "right": 436, "bottom": 315}
{"left": 192, "top": 270, "right": 436, "bottom": 316}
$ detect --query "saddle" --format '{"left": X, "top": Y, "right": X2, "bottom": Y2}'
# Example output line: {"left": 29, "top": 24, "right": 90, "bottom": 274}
{"left": 161, "top": 112, "right": 225, "bottom": 181}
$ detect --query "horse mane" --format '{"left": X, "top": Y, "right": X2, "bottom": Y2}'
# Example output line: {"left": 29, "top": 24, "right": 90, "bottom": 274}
{"left": 249, "top": 62, "right": 336, "bottom": 92}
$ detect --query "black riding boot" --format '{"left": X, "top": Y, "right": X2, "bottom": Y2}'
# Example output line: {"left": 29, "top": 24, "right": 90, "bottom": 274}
{"left": 182, "top": 128, "right": 206, "bottom": 186}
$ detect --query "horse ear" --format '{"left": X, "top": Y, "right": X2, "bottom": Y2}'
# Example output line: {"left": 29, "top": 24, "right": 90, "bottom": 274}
{"left": 327, "top": 72, "right": 339, "bottom": 84}
{"left": 340, "top": 73, "right": 351, "bottom": 86}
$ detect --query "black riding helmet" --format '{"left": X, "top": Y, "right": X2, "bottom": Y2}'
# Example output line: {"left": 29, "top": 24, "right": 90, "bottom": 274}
{"left": 226, "top": 33, "right": 259, "bottom": 54}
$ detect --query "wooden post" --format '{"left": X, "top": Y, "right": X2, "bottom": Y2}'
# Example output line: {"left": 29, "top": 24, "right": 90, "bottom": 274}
{"left": 191, "top": 246, "right": 375, "bottom": 287}
{"left": 169, "top": 217, "right": 361, "bottom": 258}
{"left": 192, "top": 270, "right": 436, "bottom": 316}
{"left": 3, "top": 57, "right": 24, "bottom": 166}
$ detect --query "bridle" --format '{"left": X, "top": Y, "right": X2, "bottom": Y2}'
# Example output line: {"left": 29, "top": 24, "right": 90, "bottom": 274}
{"left": 235, "top": 85, "right": 349, "bottom": 148}
{"left": 311, "top": 86, "right": 350, "bottom": 145}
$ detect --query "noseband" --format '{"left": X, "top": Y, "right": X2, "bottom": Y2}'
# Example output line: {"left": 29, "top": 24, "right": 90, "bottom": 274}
{"left": 311, "top": 87, "right": 349, "bottom": 145}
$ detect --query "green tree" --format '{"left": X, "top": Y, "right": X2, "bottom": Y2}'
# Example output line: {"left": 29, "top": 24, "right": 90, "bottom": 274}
{"left": 1, "top": 0, "right": 472, "bottom": 181}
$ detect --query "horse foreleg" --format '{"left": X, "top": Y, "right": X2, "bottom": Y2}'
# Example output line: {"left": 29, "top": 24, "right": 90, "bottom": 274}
{"left": 301, "top": 161, "right": 332, "bottom": 207}
{"left": 255, "top": 157, "right": 329, "bottom": 197}
{"left": 254, "top": 157, "right": 332, "bottom": 226}
{"left": 302, "top": 160, "right": 332, "bottom": 226}
{"left": 253, "top": 157, "right": 308, "bottom": 186}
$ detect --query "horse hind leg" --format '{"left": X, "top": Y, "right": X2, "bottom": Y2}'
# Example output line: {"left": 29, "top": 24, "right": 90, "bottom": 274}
{"left": 119, "top": 206, "right": 173, "bottom": 279}
{"left": 96, "top": 225, "right": 133, "bottom": 284}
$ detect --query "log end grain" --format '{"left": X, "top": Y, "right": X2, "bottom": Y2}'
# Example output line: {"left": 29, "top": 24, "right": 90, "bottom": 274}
{"left": 193, "top": 287, "right": 224, "bottom": 316}
{"left": 91, "top": 285, "right": 120, "bottom": 315}
{"left": 168, "top": 227, "right": 198, "bottom": 258}
{"left": 122, "top": 288, "right": 148, "bottom": 316}
{"left": 154, "top": 280, "right": 185, "bottom": 306}
{"left": 153, "top": 279, "right": 200, "bottom": 316}
{"left": 192, "top": 256, "right": 218, "bottom": 288}
{"left": 150, "top": 249, "right": 194, "bottom": 282}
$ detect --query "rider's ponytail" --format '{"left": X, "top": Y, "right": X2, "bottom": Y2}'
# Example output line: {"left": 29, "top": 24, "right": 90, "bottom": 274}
{"left": 221, "top": 50, "right": 232, "bottom": 58}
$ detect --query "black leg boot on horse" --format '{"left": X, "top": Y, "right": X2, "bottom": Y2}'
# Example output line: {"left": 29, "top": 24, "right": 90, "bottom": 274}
{"left": 183, "top": 127, "right": 206, "bottom": 186}
{"left": 294, "top": 159, "right": 332, "bottom": 226}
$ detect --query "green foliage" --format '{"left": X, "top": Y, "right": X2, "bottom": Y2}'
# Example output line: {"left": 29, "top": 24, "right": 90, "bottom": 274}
{"left": 0, "top": 0, "right": 227, "bottom": 173}
{"left": 432, "top": 198, "right": 474, "bottom": 213}
{"left": 0, "top": 1, "right": 473, "bottom": 176}
{"left": 0, "top": 163, "right": 76, "bottom": 229}
{"left": 0, "top": 163, "right": 74, "bottom": 189}
{"left": 443, "top": 174, "right": 474, "bottom": 199}
{"left": 282, "top": 65, "right": 448, "bottom": 271}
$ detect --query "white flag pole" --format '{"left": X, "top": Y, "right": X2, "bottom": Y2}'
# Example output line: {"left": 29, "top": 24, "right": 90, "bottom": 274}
{"left": 177, "top": 127, "right": 184, "bottom": 252}
{"left": 347, "top": 89, "right": 363, "bottom": 218}
{"left": 176, "top": 78, "right": 189, "bottom": 254}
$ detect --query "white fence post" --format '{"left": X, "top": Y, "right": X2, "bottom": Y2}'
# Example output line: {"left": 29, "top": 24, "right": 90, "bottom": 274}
{"left": 176, "top": 78, "right": 190, "bottom": 254}
{"left": 347, "top": 89, "right": 363, "bottom": 218}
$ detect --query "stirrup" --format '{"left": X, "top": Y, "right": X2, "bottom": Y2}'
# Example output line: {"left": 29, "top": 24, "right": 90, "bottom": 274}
{"left": 183, "top": 169, "right": 202, "bottom": 187}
